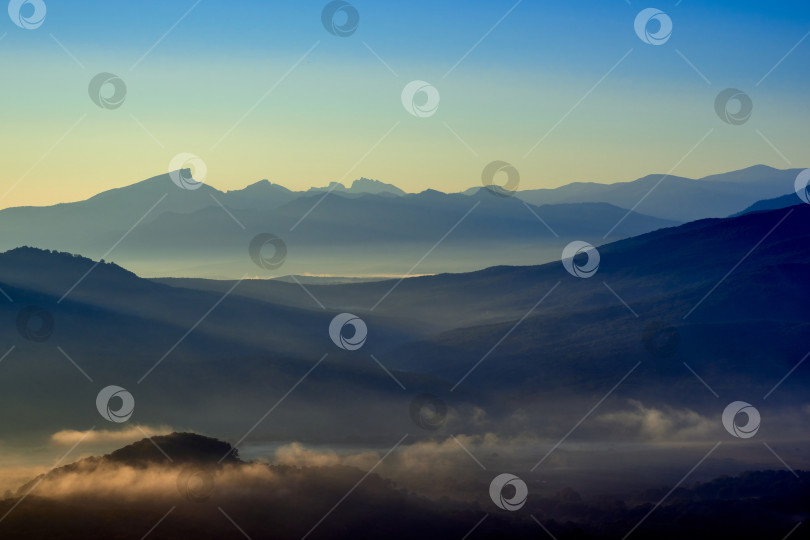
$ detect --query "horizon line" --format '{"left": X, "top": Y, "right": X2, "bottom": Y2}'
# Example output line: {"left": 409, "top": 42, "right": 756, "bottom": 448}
{"left": 1, "top": 162, "right": 803, "bottom": 211}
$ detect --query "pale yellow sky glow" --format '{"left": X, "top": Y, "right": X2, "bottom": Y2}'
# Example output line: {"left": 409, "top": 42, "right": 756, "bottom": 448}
{"left": 1, "top": 12, "right": 808, "bottom": 210}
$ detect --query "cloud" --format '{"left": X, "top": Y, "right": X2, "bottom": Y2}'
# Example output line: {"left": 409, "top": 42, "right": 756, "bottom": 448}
{"left": 50, "top": 425, "right": 174, "bottom": 446}
{"left": 269, "top": 433, "right": 532, "bottom": 501}
{"left": 596, "top": 400, "right": 716, "bottom": 441}
{"left": 20, "top": 461, "right": 277, "bottom": 501}
{"left": 0, "top": 455, "right": 498, "bottom": 539}
{"left": 273, "top": 442, "right": 379, "bottom": 470}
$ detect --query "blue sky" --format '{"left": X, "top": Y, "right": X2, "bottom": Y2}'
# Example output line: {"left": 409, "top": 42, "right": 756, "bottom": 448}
{"left": 1, "top": 0, "right": 809, "bottom": 207}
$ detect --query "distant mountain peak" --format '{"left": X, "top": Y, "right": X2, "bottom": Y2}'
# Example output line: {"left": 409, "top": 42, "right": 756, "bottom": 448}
{"left": 232, "top": 179, "right": 293, "bottom": 194}
{"left": 307, "top": 178, "right": 405, "bottom": 196}
{"left": 736, "top": 163, "right": 777, "bottom": 172}
{"left": 242, "top": 178, "right": 271, "bottom": 188}
{"left": 700, "top": 163, "right": 798, "bottom": 184}
{"left": 349, "top": 177, "right": 406, "bottom": 195}
{"left": 146, "top": 169, "right": 205, "bottom": 188}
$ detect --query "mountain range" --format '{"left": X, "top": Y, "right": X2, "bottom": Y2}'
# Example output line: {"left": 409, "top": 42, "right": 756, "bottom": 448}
{"left": 0, "top": 165, "right": 801, "bottom": 278}
{"left": 515, "top": 164, "right": 803, "bottom": 222}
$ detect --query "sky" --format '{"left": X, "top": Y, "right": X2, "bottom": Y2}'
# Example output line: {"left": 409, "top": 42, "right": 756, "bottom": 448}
{"left": 1, "top": 0, "right": 809, "bottom": 208}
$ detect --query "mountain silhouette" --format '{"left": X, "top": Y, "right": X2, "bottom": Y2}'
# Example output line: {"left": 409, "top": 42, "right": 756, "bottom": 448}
{"left": 3, "top": 166, "right": 797, "bottom": 279}
{"left": 516, "top": 165, "right": 802, "bottom": 221}
{"left": 105, "top": 432, "right": 240, "bottom": 466}
{"left": 307, "top": 177, "right": 406, "bottom": 196}
{"left": 735, "top": 191, "right": 804, "bottom": 216}
{"left": 0, "top": 171, "right": 678, "bottom": 278}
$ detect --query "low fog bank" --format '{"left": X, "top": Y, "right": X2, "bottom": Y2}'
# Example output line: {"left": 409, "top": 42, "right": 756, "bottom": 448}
{"left": 3, "top": 396, "right": 809, "bottom": 497}
{"left": 0, "top": 432, "right": 807, "bottom": 540}
{"left": 113, "top": 242, "right": 560, "bottom": 280}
